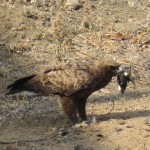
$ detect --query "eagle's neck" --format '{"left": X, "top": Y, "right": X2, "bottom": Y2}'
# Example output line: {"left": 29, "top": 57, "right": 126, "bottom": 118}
{"left": 91, "top": 62, "right": 114, "bottom": 92}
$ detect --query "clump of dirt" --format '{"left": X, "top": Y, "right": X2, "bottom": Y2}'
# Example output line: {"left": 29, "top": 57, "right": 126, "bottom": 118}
{"left": 0, "top": 0, "right": 150, "bottom": 150}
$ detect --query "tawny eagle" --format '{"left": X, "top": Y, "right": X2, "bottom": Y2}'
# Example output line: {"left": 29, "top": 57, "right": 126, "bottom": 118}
{"left": 7, "top": 58, "right": 124, "bottom": 123}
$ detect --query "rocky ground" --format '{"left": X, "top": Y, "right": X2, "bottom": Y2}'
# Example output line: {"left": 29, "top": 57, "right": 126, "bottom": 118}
{"left": 0, "top": 0, "right": 150, "bottom": 150}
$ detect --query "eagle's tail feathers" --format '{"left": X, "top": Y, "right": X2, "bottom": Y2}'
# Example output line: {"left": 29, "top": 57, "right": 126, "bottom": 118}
{"left": 6, "top": 75, "right": 35, "bottom": 95}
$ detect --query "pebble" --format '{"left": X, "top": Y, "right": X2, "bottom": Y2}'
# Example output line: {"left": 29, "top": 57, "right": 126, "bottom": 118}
{"left": 128, "top": 1, "right": 142, "bottom": 9}
{"left": 65, "top": 0, "right": 83, "bottom": 10}
{"left": 145, "top": 118, "right": 150, "bottom": 125}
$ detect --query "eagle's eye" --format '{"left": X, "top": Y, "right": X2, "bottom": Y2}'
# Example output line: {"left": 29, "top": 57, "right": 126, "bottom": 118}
{"left": 110, "top": 66, "right": 120, "bottom": 72}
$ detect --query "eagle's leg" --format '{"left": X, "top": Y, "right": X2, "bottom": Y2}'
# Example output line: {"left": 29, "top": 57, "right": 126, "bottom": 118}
{"left": 77, "top": 99, "right": 87, "bottom": 121}
{"left": 59, "top": 96, "right": 78, "bottom": 123}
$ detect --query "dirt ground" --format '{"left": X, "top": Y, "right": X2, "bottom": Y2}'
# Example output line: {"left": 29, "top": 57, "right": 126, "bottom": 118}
{"left": 0, "top": 0, "right": 150, "bottom": 150}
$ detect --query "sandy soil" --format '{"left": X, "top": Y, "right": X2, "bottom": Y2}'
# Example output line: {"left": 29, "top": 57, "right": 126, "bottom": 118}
{"left": 0, "top": 0, "right": 150, "bottom": 150}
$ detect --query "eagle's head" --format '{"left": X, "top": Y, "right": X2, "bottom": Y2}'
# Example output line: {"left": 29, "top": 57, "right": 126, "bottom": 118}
{"left": 102, "top": 58, "right": 120, "bottom": 76}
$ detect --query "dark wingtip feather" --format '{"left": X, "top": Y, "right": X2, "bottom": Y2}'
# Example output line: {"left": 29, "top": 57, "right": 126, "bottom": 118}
{"left": 6, "top": 74, "right": 36, "bottom": 95}
{"left": 7, "top": 83, "right": 14, "bottom": 89}
{"left": 6, "top": 90, "right": 18, "bottom": 95}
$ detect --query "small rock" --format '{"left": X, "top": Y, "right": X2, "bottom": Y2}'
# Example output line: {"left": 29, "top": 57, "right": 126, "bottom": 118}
{"left": 128, "top": 1, "right": 142, "bottom": 9}
{"left": 65, "top": 0, "right": 83, "bottom": 10}
{"left": 91, "top": 130, "right": 101, "bottom": 133}
{"left": 126, "top": 125, "right": 134, "bottom": 128}
{"left": 74, "top": 121, "right": 88, "bottom": 128}
{"left": 24, "top": 10, "right": 38, "bottom": 19}
{"left": 74, "top": 144, "right": 84, "bottom": 150}
{"left": 59, "top": 131, "right": 68, "bottom": 136}
{"left": 144, "top": 134, "right": 149, "bottom": 138}
{"left": 99, "top": 0, "right": 103, "bottom": 5}
{"left": 114, "top": 128, "right": 123, "bottom": 135}
{"left": 5, "top": 145, "right": 19, "bottom": 150}
{"left": 118, "top": 120, "right": 126, "bottom": 125}
{"left": 145, "top": 118, "right": 150, "bottom": 125}
{"left": 80, "top": 17, "right": 91, "bottom": 30}
{"left": 145, "top": 129, "right": 150, "bottom": 132}
{"left": 91, "top": 115, "right": 97, "bottom": 123}
{"left": 96, "top": 133, "right": 104, "bottom": 138}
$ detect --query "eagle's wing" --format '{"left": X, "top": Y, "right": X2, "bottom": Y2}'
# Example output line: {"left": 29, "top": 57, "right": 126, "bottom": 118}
{"left": 29, "top": 62, "right": 95, "bottom": 96}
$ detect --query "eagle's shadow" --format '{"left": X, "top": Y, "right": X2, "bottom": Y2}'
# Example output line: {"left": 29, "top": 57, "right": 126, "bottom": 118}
{"left": 91, "top": 110, "right": 150, "bottom": 122}
{"left": 90, "top": 90, "right": 150, "bottom": 103}
{"left": 87, "top": 90, "right": 150, "bottom": 122}
{"left": 22, "top": 90, "right": 150, "bottom": 125}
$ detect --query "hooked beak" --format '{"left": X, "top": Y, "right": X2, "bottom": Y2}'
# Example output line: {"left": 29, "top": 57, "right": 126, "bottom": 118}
{"left": 111, "top": 66, "right": 121, "bottom": 75}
